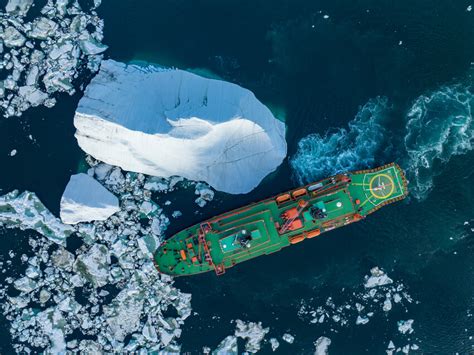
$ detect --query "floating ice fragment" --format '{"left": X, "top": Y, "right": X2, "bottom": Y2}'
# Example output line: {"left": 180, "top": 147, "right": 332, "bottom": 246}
{"left": 234, "top": 320, "right": 269, "bottom": 353}
{"left": 383, "top": 296, "right": 393, "bottom": 312}
{"left": 195, "top": 182, "right": 215, "bottom": 207}
{"left": 10, "top": 149, "right": 17, "bottom": 156}
{"left": 5, "top": 0, "right": 34, "bottom": 16}
{"left": 0, "top": 190, "right": 74, "bottom": 245}
{"left": 60, "top": 173, "right": 120, "bottom": 224}
{"left": 213, "top": 335, "right": 238, "bottom": 354}
{"left": 29, "top": 17, "right": 59, "bottom": 39}
{"left": 103, "top": 286, "right": 144, "bottom": 341}
{"left": 79, "top": 38, "right": 108, "bottom": 55}
{"left": 73, "top": 244, "right": 110, "bottom": 287}
{"left": 364, "top": 267, "right": 393, "bottom": 288}
{"left": 51, "top": 248, "right": 75, "bottom": 271}
{"left": 14, "top": 276, "right": 38, "bottom": 293}
{"left": 172, "top": 210, "right": 182, "bottom": 218}
{"left": 18, "top": 86, "right": 49, "bottom": 106}
{"left": 356, "top": 315, "right": 369, "bottom": 325}
{"left": 314, "top": 336, "right": 331, "bottom": 355}
{"left": 3, "top": 26, "right": 26, "bottom": 47}
{"left": 269, "top": 338, "right": 280, "bottom": 351}
{"left": 397, "top": 319, "right": 414, "bottom": 334}
{"left": 282, "top": 333, "right": 295, "bottom": 344}
{"left": 467, "top": 5, "right": 472, "bottom": 12}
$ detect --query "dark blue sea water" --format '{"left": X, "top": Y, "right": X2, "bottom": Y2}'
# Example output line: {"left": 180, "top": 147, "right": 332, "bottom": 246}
{"left": 1, "top": 0, "right": 474, "bottom": 353}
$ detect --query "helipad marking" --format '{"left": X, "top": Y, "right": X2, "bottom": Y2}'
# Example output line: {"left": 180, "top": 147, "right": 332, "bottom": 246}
{"left": 369, "top": 173, "right": 395, "bottom": 200}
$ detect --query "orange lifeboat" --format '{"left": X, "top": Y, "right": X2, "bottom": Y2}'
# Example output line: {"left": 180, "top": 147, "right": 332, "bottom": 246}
{"left": 289, "top": 234, "right": 305, "bottom": 244}
{"left": 306, "top": 229, "right": 321, "bottom": 238}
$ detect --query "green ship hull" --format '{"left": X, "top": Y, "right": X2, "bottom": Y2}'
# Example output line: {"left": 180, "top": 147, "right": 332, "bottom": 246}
{"left": 154, "top": 163, "right": 408, "bottom": 277}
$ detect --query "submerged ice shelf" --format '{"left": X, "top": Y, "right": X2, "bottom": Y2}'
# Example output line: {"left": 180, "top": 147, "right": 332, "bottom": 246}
{"left": 74, "top": 59, "right": 287, "bottom": 194}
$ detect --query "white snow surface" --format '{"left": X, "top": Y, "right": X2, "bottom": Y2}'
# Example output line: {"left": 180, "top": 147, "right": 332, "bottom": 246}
{"left": 60, "top": 173, "right": 120, "bottom": 224}
{"left": 74, "top": 60, "right": 287, "bottom": 194}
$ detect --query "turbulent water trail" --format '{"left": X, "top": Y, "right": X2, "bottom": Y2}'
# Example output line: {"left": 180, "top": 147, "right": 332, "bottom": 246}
{"left": 290, "top": 97, "right": 392, "bottom": 185}
{"left": 404, "top": 83, "right": 474, "bottom": 199}
{"left": 290, "top": 81, "right": 474, "bottom": 200}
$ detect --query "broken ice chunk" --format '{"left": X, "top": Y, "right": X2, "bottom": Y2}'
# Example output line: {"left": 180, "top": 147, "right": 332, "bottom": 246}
{"left": 234, "top": 320, "right": 269, "bottom": 353}
{"left": 213, "top": 336, "right": 238, "bottom": 354}
{"left": 397, "top": 319, "right": 414, "bottom": 334}
{"left": 364, "top": 267, "right": 393, "bottom": 288}
{"left": 314, "top": 336, "right": 331, "bottom": 355}
{"left": 60, "top": 173, "right": 120, "bottom": 224}
{"left": 79, "top": 38, "right": 108, "bottom": 55}
{"left": 73, "top": 244, "right": 110, "bottom": 287}
{"left": 103, "top": 286, "right": 144, "bottom": 341}
{"left": 356, "top": 315, "right": 369, "bottom": 325}
{"left": 18, "top": 86, "right": 48, "bottom": 106}
{"left": 195, "top": 183, "right": 215, "bottom": 207}
{"left": 3, "top": 26, "right": 26, "bottom": 47}
{"left": 51, "top": 248, "right": 75, "bottom": 271}
{"left": 14, "top": 276, "right": 38, "bottom": 293}
{"left": 0, "top": 190, "right": 74, "bottom": 245}
{"left": 29, "top": 18, "right": 59, "bottom": 39}
{"left": 282, "top": 333, "right": 294, "bottom": 344}
{"left": 269, "top": 338, "right": 280, "bottom": 351}
{"left": 5, "top": 0, "right": 34, "bottom": 16}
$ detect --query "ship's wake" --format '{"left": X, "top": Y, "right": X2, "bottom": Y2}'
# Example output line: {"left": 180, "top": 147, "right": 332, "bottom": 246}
{"left": 404, "top": 84, "right": 474, "bottom": 199}
{"left": 291, "top": 97, "right": 392, "bottom": 185}
{"left": 291, "top": 81, "right": 474, "bottom": 200}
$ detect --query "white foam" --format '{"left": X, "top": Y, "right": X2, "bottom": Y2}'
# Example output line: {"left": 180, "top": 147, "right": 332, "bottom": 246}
{"left": 405, "top": 84, "right": 474, "bottom": 199}
{"left": 291, "top": 97, "right": 390, "bottom": 184}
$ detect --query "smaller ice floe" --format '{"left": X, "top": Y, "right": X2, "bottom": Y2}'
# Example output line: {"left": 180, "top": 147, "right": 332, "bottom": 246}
{"left": 9, "top": 149, "right": 17, "bottom": 156}
{"left": 269, "top": 338, "right": 280, "bottom": 351}
{"left": 467, "top": 5, "right": 472, "bottom": 12}
{"left": 5, "top": 0, "right": 34, "bottom": 16}
{"left": 172, "top": 210, "right": 182, "bottom": 218}
{"left": 282, "top": 333, "right": 295, "bottom": 344}
{"left": 195, "top": 182, "right": 215, "bottom": 208}
{"left": 60, "top": 173, "right": 120, "bottom": 224}
{"left": 398, "top": 319, "right": 414, "bottom": 334}
{"left": 314, "top": 336, "right": 331, "bottom": 355}
{"left": 386, "top": 340, "right": 396, "bottom": 355}
{"left": 364, "top": 266, "right": 393, "bottom": 288}
{"left": 0, "top": 190, "right": 74, "bottom": 245}
{"left": 213, "top": 336, "right": 238, "bottom": 354}
{"left": 73, "top": 243, "right": 110, "bottom": 287}
{"left": 235, "top": 319, "right": 270, "bottom": 353}
{"left": 356, "top": 315, "right": 370, "bottom": 325}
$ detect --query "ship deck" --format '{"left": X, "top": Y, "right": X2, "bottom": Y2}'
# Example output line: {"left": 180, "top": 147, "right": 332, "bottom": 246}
{"left": 154, "top": 163, "right": 408, "bottom": 276}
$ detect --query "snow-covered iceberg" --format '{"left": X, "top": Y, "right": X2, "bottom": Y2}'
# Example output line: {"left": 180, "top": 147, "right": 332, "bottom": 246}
{"left": 60, "top": 173, "right": 120, "bottom": 224}
{"left": 74, "top": 60, "right": 287, "bottom": 194}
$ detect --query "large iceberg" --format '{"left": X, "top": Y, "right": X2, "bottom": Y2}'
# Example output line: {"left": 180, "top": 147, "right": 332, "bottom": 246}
{"left": 60, "top": 173, "right": 120, "bottom": 224}
{"left": 74, "top": 60, "right": 287, "bottom": 194}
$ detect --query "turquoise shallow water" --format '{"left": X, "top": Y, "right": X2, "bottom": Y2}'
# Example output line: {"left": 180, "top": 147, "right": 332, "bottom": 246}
{"left": 1, "top": 0, "right": 474, "bottom": 353}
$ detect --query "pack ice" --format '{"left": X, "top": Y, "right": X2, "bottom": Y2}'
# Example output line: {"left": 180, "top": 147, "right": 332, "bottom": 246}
{"left": 74, "top": 60, "right": 287, "bottom": 194}
{"left": 60, "top": 173, "right": 120, "bottom": 224}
